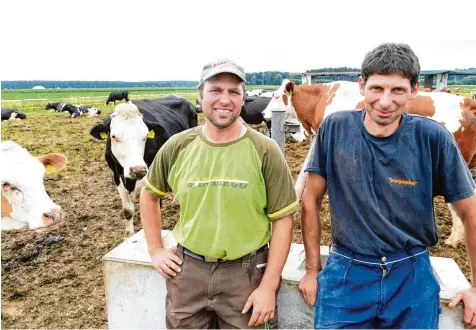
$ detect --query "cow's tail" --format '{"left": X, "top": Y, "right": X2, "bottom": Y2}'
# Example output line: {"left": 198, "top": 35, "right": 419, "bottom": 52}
{"left": 295, "top": 136, "right": 316, "bottom": 202}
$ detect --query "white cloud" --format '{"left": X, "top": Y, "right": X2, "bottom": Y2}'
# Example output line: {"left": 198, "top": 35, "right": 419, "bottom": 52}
{"left": 1, "top": 0, "right": 475, "bottom": 81}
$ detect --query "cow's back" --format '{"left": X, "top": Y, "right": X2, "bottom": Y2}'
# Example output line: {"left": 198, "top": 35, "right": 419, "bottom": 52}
{"left": 241, "top": 97, "right": 271, "bottom": 124}
{"left": 132, "top": 98, "right": 197, "bottom": 135}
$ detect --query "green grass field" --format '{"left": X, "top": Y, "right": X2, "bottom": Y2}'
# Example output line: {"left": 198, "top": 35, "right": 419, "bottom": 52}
{"left": 1, "top": 84, "right": 474, "bottom": 114}
{"left": 0, "top": 85, "right": 281, "bottom": 113}
{"left": 1, "top": 87, "right": 199, "bottom": 113}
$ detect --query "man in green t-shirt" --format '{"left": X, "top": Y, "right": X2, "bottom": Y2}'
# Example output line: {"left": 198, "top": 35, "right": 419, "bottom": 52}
{"left": 140, "top": 58, "right": 298, "bottom": 328}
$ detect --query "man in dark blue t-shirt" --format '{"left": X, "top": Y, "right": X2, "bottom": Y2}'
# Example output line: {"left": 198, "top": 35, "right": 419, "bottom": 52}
{"left": 299, "top": 43, "right": 476, "bottom": 329}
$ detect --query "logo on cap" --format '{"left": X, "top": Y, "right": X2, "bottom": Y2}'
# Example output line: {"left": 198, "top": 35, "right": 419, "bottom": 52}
{"left": 212, "top": 61, "right": 228, "bottom": 67}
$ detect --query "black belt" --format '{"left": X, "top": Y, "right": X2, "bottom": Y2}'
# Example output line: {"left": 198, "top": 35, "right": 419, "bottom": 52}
{"left": 180, "top": 244, "right": 268, "bottom": 263}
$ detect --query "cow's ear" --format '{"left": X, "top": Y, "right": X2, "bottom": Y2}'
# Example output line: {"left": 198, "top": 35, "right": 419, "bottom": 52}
{"left": 37, "top": 153, "right": 68, "bottom": 174}
{"left": 90, "top": 117, "right": 111, "bottom": 140}
{"left": 144, "top": 120, "right": 166, "bottom": 138}
{"left": 285, "top": 81, "right": 295, "bottom": 95}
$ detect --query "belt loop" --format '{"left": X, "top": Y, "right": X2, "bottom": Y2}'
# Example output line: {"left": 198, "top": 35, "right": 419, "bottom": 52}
{"left": 405, "top": 248, "right": 416, "bottom": 263}
{"left": 176, "top": 244, "right": 184, "bottom": 259}
{"left": 242, "top": 254, "right": 251, "bottom": 268}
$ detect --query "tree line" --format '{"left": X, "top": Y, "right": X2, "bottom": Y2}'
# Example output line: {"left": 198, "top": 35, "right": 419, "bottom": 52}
{"left": 1, "top": 80, "right": 199, "bottom": 90}
{"left": 3, "top": 67, "right": 476, "bottom": 89}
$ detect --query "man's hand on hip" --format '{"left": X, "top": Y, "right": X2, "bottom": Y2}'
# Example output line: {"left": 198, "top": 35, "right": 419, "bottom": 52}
{"left": 150, "top": 247, "right": 182, "bottom": 279}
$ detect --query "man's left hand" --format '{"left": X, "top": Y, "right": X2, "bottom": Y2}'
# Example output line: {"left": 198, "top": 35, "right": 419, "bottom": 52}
{"left": 242, "top": 284, "right": 276, "bottom": 326}
{"left": 449, "top": 287, "right": 476, "bottom": 328}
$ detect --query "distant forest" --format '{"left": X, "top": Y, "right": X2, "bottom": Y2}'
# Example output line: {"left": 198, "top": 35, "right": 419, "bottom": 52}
{"left": 1, "top": 80, "right": 199, "bottom": 89}
{"left": 2, "top": 67, "right": 476, "bottom": 89}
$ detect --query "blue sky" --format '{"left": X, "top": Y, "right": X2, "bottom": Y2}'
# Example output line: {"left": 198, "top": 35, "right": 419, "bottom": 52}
{"left": 2, "top": 0, "right": 475, "bottom": 81}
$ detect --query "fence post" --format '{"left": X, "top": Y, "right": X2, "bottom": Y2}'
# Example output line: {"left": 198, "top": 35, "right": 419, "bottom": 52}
{"left": 271, "top": 108, "right": 286, "bottom": 154}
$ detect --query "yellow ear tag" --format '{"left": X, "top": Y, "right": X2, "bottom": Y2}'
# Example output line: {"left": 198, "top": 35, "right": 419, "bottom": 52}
{"left": 100, "top": 132, "right": 108, "bottom": 139}
{"left": 147, "top": 131, "right": 155, "bottom": 139}
{"left": 45, "top": 165, "right": 57, "bottom": 174}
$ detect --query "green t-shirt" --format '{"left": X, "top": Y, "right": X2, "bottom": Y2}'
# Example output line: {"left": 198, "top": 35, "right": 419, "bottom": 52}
{"left": 144, "top": 125, "right": 298, "bottom": 260}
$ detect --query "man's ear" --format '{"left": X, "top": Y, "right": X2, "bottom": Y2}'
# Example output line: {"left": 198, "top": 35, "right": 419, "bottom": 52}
{"left": 90, "top": 116, "right": 111, "bottom": 140}
{"left": 410, "top": 81, "right": 420, "bottom": 100}
{"left": 359, "top": 77, "right": 366, "bottom": 96}
{"left": 197, "top": 90, "right": 202, "bottom": 104}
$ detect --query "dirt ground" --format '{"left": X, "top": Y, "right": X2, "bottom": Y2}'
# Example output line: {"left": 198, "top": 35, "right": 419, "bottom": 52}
{"left": 1, "top": 110, "right": 471, "bottom": 329}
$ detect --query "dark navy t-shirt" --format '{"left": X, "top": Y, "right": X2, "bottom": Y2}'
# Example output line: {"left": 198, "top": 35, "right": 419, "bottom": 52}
{"left": 305, "top": 110, "right": 475, "bottom": 256}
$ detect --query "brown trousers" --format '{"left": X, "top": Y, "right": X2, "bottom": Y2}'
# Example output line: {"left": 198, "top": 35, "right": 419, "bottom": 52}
{"left": 165, "top": 245, "right": 279, "bottom": 329}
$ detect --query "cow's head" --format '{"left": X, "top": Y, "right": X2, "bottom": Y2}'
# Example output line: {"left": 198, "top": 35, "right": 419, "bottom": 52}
{"left": 262, "top": 80, "right": 296, "bottom": 120}
{"left": 261, "top": 80, "right": 306, "bottom": 142}
{"left": 89, "top": 107, "right": 101, "bottom": 116}
{"left": 1, "top": 141, "right": 67, "bottom": 232}
{"left": 45, "top": 103, "right": 54, "bottom": 110}
{"left": 90, "top": 103, "right": 165, "bottom": 179}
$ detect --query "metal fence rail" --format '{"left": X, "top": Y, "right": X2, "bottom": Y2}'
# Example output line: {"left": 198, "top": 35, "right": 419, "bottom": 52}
{"left": 1, "top": 93, "right": 197, "bottom": 111}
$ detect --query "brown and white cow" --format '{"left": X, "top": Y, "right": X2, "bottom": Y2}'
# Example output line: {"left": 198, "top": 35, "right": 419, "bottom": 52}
{"left": 263, "top": 79, "right": 476, "bottom": 247}
{"left": 1, "top": 141, "right": 67, "bottom": 232}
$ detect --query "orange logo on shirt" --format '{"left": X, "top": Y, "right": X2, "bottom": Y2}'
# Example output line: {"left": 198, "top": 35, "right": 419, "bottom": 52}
{"left": 389, "top": 177, "right": 417, "bottom": 186}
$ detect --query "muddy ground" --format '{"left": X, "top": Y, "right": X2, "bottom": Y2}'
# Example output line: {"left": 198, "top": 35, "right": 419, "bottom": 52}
{"left": 1, "top": 109, "right": 470, "bottom": 329}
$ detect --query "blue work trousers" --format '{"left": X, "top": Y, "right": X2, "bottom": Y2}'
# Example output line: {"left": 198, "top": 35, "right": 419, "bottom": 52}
{"left": 314, "top": 244, "right": 441, "bottom": 329}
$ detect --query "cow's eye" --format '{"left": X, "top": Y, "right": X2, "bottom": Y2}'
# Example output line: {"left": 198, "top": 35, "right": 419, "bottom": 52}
{"left": 111, "top": 135, "right": 121, "bottom": 143}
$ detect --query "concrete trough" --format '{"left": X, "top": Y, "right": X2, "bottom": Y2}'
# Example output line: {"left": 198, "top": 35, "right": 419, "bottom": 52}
{"left": 103, "top": 230, "right": 469, "bottom": 329}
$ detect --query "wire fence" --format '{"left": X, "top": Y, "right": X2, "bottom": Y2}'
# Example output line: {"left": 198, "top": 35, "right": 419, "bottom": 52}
{"left": 1, "top": 93, "right": 198, "bottom": 111}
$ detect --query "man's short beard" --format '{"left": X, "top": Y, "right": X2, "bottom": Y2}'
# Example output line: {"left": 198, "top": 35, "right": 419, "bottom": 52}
{"left": 205, "top": 112, "right": 240, "bottom": 129}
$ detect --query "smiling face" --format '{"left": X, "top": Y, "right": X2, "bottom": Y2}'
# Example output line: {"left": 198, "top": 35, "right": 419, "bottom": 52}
{"left": 359, "top": 73, "right": 420, "bottom": 135}
{"left": 199, "top": 73, "right": 245, "bottom": 129}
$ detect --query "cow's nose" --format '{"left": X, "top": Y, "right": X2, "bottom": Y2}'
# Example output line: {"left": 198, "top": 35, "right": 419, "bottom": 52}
{"left": 42, "top": 207, "right": 63, "bottom": 226}
{"left": 130, "top": 166, "right": 147, "bottom": 179}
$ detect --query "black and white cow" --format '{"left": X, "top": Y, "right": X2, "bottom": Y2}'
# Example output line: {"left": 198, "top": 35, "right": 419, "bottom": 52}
{"left": 90, "top": 97, "right": 198, "bottom": 236}
{"left": 105, "top": 91, "right": 129, "bottom": 106}
{"left": 1, "top": 108, "right": 27, "bottom": 121}
{"left": 239, "top": 96, "right": 273, "bottom": 135}
{"left": 246, "top": 89, "right": 264, "bottom": 97}
{"left": 45, "top": 102, "right": 69, "bottom": 112}
{"left": 63, "top": 104, "right": 102, "bottom": 118}
{"left": 76, "top": 105, "right": 101, "bottom": 117}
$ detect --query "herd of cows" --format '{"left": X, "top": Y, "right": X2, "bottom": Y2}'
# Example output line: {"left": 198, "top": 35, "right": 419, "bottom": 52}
{"left": 0, "top": 90, "right": 132, "bottom": 121}
{"left": 1, "top": 83, "right": 476, "bottom": 252}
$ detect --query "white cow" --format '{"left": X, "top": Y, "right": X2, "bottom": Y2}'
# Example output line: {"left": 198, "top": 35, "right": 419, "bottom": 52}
{"left": 246, "top": 89, "right": 264, "bottom": 97}
{"left": 1, "top": 141, "right": 67, "bottom": 231}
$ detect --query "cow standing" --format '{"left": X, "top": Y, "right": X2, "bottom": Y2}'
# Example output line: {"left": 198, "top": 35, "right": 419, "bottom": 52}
{"left": 105, "top": 91, "right": 129, "bottom": 106}
{"left": 1, "top": 141, "right": 67, "bottom": 231}
{"left": 1, "top": 108, "right": 26, "bottom": 121}
{"left": 263, "top": 79, "right": 476, "bottom": 247}
{"left": 90, "top": 97, "right": 197, "bottom": 237}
